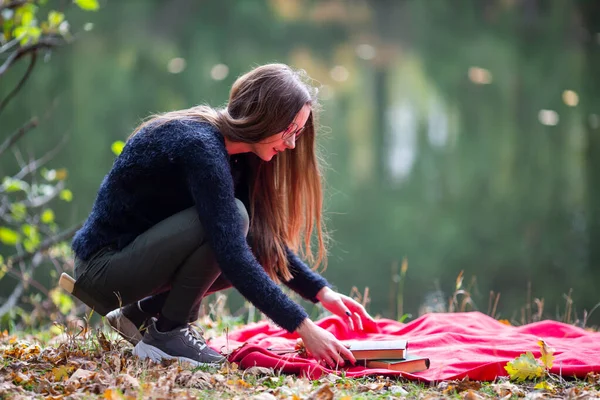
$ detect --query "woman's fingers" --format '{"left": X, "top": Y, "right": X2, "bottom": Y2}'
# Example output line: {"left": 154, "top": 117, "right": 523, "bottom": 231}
{"left": 320, "top": 349, "right": 351, "bottom": 369}
{"left": 343, "top": 309, "right": 355, "bottom": 331}
{"left": 321, "top": 354, "right": 335, "bottom": 368}
{"left": 343, "top": 298, "right": 378, "bottom": 332}
{"left": 353, "top": 312, "right": 364, "bottom": 331}
{"left": 338, "top": 342, "right": 356, "bottom": 364}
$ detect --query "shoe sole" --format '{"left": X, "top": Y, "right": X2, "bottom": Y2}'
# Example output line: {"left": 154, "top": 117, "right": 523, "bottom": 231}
{"left": 133, "top": 341, "right": 225, "bottom": 367}
{"left": 106, "top": 309, "right": 143, "bottom": 345}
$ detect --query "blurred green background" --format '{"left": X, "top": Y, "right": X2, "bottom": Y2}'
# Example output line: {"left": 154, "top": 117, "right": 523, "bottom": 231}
{"left": 2, "top": 0, "right": 600, "bottom": 327}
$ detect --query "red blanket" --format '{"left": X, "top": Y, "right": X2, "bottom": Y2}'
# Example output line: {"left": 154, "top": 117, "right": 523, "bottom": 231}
{"left": 210, "top": 311, "right": 600, "bottom": 381}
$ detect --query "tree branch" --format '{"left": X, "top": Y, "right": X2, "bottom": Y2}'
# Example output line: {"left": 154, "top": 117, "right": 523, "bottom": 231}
{"left": 0, "top": 117, "right": 38, "bottom": 157}
{"left": 13, "top": 133, "right": 69, "bottom": 180}
{"left": 23, "top": 180, "right": 64, "bottom": 208}
{"left": 7, "top": 223, "right": 82, "bottom": 266}
{"left": 0, "top": 282, "right": 24, "bottom": 317}
{"left": 0, "top": 246, "right": 48, "bottom": 319}
{"left": 0, "top": 37, "right": 62, "bottom": 77}
{"left": 0, "top": 0, "right": 29, "bottom": 14}
{"left": 0, "top": 51, "right": 37, "bottom": 116}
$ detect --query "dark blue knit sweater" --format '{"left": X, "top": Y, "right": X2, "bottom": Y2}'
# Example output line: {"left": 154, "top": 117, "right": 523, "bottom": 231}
{"left": 72, "top": 120, "right": 329, "bottom": 332}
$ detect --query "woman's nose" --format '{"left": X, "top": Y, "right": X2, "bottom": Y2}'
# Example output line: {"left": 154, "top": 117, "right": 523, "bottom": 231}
{"left": 284, "top": 136, "right": 296, "bottom": 149}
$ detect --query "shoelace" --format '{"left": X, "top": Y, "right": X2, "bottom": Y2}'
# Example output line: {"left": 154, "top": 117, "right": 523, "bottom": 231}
{"left": 181, "top": 326, "right": 207, "bottom": 350}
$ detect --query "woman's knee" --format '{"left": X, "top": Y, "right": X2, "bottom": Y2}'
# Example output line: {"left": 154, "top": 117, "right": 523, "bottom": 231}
{"left": 234, "top": 198, "right": 250, "bottom": 237}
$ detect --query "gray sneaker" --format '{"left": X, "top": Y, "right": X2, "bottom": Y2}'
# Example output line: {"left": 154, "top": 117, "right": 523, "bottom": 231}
{"left": 132, "top": 320, "right": 226, "bottom": 366}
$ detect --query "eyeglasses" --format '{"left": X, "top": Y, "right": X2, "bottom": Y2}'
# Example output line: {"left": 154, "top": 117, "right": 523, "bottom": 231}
{"left": 281, "top": 122, "right": 306, "bottom": 141}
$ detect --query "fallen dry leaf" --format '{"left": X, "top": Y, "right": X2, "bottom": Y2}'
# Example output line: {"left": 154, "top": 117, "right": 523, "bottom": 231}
{"left": 252, "top": 393, "right": 277, "bottom": 400}
{"left": 490, "top": 381, "right": 526, "bottom": 398}
{"left": 463, "top": 389, "right": 485, "bottom": 400}
{"left": 244, "top": 366, "right": 273, "bottom": 375}
{"left": 357, "top": 382, "right": 385, "bottom": 393}
{"left": 116, "top": 373, "right": 139, "bottom": 390}
{"left": 537, "top": 338, "right": 555, "bottom": 369}
{"left": 389, "top": 385, "right": 408, "bottom": 395}
{"left": 309, "top": 384, "right": 335, "bottom": 400}
{"left": 442, "top": 378, "right": 482, "bottom": 394}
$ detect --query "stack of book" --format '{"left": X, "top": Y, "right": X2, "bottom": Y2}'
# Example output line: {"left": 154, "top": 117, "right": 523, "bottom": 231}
{"left": 346, "top": 339, "right": 430, "bottom": 373}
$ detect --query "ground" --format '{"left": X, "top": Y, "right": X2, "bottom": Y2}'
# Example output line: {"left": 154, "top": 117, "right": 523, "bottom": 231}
{"left": 0, "top": 317, "right": 598, "bottom": 399}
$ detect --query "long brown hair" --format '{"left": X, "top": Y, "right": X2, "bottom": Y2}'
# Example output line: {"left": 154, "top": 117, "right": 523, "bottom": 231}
{"left": 131, "top": 64, "right": 328, "bottom": 282}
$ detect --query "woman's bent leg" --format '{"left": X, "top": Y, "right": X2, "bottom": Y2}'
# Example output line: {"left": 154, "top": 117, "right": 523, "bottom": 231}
{"left": 115, "top": 200, "right": 245, "bottom": 326}
{"left": 84, "top": 207, "right": 212, "bottom": 312}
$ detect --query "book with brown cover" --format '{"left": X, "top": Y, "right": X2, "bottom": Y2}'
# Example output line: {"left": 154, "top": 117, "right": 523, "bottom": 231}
{"left": 365, "top": 355, "right": 430, "bottom": 373}
{"left": 344, "top": 339, "right": 408, "bottom": 360}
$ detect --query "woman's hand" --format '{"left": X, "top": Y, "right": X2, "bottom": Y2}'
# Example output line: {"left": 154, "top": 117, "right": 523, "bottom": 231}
{"left": 295, "top": 318, "right": 356, "bottom": 368}
{"left": 316, "top": 286, "right": 378, "bottom": 332}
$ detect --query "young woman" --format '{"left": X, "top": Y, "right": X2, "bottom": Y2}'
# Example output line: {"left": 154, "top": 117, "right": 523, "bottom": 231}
{"left": 71, "top": 63, "right": 376, "bottom": 368}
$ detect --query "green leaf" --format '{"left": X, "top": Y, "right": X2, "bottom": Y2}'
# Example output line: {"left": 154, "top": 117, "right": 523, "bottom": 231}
{"left": 10, "top": 203, "right": 26, "bottom": 222}
{"left": 20, "top": 9, "right": 34, "bottom": 26}
{"left": 3, "top": 177, "right": 28, "bottom": 192}
{"left": 0, "top": 264, "right": 7, "bottom": 281}
{"left": 14, "top": 25, "right": 41, "bottom": 45}
{"left": 41, "top": 209, "right": 55, "bottom": 224}
{"left": 50, "top": 289, "right": 74, "bottom": 315}
{"left": 504, "top": 352, "right": 545, "bottom": 382}
{"left": 23, "top": 238, "right": 36, "bottom": 252}
{"left": 59, "top": 189, "right": 73, "bottom": 202}
{"left": 111, "top": 140, "right": 125, "bottom": 156}
{"left": 21, "top": 224, "right": 38, "bottom": 238}
{"left": 0, "top": 227, "right": 21, "bottom": 245}
{"left": 48, "top": 11, "right": 64, "bottom": 28}
{"left": 74, "top": 0, "right": 100, "bottom": 11}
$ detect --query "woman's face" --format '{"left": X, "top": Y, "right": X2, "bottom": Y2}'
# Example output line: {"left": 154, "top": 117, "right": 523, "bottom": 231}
{"left": 251, "top": 104, "right": 311, "bottom": 162}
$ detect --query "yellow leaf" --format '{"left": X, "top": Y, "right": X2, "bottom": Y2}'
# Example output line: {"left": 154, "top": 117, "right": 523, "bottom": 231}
{"left": 103, "top": 389, "right": 126, "bottom": 399}
{"left": 534, "top": 381, "right": 555, "bottom": 391}
{"left": 55, "top": 168, "right": 68, "bottom": 180}
{"left": 537, "top": 338, "right": 554, "bottom": 369}
{"left": 504, "top": 352, "right": 545, "bottom": 382}
{"left": 49, "top": 325, "right": 63, "bottom": 336}
{"left": 236, "top": 379, "right": 251, "bottom": 388}
{"left": 74, "top": 0, "right": 100, "bottom": 11}
{"left": 48, "top": 11, "right": 64, "bottom": 28}
{"left": 41, "top": 209, "right": 55, "bottom": 224}
{"left": 0, "top": 227, "right": 21, "bottom": 245}
{"left": 111, "top": 141, "right": 125, "bottom": 156}
{"left": 51, "top": 365, "right": 70, "bottom": 381}
{"left": 59, "top": 189, "right": 73, "bottom": 202}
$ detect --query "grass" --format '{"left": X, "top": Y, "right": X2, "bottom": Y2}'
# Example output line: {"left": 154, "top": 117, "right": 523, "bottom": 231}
{"left": 1, "top": 276, "right": 599, "bottom": 399}
{"left": 1, "top": 311, "right": 599, "bottom": 400}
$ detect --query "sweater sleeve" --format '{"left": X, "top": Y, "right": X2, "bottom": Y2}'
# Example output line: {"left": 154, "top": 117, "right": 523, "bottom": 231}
{"left": 283, "top": 247, "right": 331, "bottom": 303}
{"left": 178, "top": 127, "right": 308, "bottom": 332}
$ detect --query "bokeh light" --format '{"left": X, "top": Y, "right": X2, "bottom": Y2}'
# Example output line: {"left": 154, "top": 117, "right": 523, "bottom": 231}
{"left": 562, "top": 90, "right": 579, "bottom": 107}
{"left": 330, "top": 65, "right": 349, "bottom": 82}
{"left": 538, "top": 109, "right": 559, "bottom": 126}
{"left": 167, "top": 58, "right": 186, "bottom": 74}
{"left": 355, "top": 44, "right": 376, "bottom": 60}
{"left": 468, "top": 67, "right": 492, "bottom": 84}
{"left": 210, "top": 64, "right": 229, "bottom": 81}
